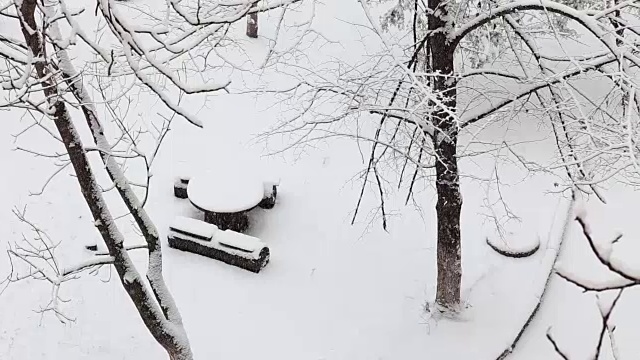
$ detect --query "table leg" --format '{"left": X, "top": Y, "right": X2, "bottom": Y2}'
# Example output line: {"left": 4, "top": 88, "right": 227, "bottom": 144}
{"left": 204, "top": 211, "right": 249, "bottom": 233}
{"left": 204, "top": 211, "right": 216, "bottom": 225}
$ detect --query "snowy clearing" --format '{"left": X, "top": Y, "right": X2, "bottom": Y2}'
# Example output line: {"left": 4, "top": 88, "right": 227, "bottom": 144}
{"left": 2, "top": 0, "right": 640, "bottom": 359}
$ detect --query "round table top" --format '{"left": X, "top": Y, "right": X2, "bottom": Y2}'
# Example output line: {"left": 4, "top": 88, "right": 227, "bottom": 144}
{"left": 187, "top": 170, "right": 265, "bottom": 213}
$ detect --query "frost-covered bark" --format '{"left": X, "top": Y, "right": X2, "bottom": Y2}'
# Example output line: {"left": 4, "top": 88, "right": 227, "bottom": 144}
{"left": 53, "top": 34, "right": 184, "bottom": 326}
{"left": 433, "top": 134, "right": 462, "bottom": 308}
{"left": 426, "top": 0, "right": 462, "bottom": 309}
{"left": 246, "top": 2, "right": 258, "bottom": 38}
{"left": 16, "top": 0, "right": 192, "bottom": 358}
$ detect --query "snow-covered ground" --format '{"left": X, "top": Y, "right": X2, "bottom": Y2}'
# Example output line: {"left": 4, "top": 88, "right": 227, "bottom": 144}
{"left": 0, "top": 102, "right": 567, "bottom": 360}
{"left": 1, "top": 0, "right": 639, "bottom": 359}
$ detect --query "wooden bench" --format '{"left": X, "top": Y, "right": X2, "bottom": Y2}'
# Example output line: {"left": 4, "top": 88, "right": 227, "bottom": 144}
{"left": 174, "top": 176, "right": 190, "bottom": 199}
{"left": 167, "top": 216, "right": 270, "bottom": 273}
{"left": 258, "top": 179, "right": 280, "bottom": 209}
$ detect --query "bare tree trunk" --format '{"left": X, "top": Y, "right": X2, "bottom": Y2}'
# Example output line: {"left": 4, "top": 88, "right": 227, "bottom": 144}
{"left": 433, "top": 134, "right": 462, "bottom": 309}
{"left": 427, "top": 0, "right": 462, "bottom": 310}
{"left": 17, "top": 0, "right": 192, "bottom": 357}
{"left": 246, "top": 3, "right": 258, "bottom": 38}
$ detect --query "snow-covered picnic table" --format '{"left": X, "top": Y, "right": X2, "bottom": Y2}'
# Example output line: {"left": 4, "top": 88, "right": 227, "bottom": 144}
{"left": 187, "top": 169, "right": 265, "bottom": 232}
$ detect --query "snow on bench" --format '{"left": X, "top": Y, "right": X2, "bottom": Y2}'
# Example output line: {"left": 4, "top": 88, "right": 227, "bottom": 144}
{"left": 167, "top": 216, "right": 270, "bottom": 273}
{"left": 168, "top": 216, "right": 218, "bottom": 241}
{"left": 217, "top": 230, "right": 266, "bottom": 257}
{"left": 176, "top": 174, "right": 191, "bottom": 184}
{"left": 263, "top": 178, "right": 280, "bottom": 195}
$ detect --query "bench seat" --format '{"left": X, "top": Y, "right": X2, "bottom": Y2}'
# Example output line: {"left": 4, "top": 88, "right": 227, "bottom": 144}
{"left": 167, "top": 216, "right": 270, "bottom": 273}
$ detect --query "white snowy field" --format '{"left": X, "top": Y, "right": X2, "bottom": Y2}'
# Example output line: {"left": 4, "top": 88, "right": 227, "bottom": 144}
{"left": 1, "top": 0, "right": 640, "bottom": 359}
{"left": 0, "top": 98, "right": 570, "bottom": 360}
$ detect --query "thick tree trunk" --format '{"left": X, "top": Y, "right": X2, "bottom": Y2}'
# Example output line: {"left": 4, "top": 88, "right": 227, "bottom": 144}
{"left": 18, "top": 1, "right": 193, "bottom": 358}
{"left": 55, "top": 39, "right": 186, "bottom": 326}
{"left": 246, "top": 3, "right": 258, "bottom": 38}
{"left": 427, "top": 0, "right": 462, "bottom": 309}
{"left": 433, "top": 134, "right": 462, "bottom": 309}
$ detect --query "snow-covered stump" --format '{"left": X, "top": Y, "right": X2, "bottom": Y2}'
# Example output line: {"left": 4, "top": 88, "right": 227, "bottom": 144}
{"left": 174, "top": 177, "right": 190, "bottom": 199}
{"left": 167, "top": 216, "right": 270, "bottom": 273}
{"left": 486, "top": 235, "right": 540, "bottom": 258}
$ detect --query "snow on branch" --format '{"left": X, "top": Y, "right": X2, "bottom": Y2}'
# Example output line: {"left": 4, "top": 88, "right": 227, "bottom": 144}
{"left": 552, "top": 205, "right": 640, "bottom": 357}
{"left": 2, "top": 207, "right": 114, "bottom": 323}
{"left": 47, "top": 14, "right": 188, "bottom": 326}
{"left": 168, "top": 0, "right": 303, "bottom": 26}
{"left": 8, "top": 0, "right": 195, "bottom": 354}
{"left": 4, "top": 0, "right": 316, "bottom": 128}
{"left": 94, "top": 244, "right": 148, "bottom": 256}
{"left": 556, "top": 210, "right": 640, "bottom": 292}
{"left": 459, "top": 53, "right": 623, "bottom": 127}
{"left": 450, "top": 0, "right": 640, "bottom": 70}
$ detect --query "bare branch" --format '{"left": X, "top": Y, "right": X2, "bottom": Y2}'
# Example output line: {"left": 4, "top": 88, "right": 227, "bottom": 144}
{"left": 546, "top": 329, "right": 570, "bottom": 360}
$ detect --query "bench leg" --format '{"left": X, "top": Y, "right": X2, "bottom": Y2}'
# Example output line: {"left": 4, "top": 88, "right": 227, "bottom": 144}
{"left": 174, "top": 184, "right": 188, "bottom": 199}
{"left": 258, "top": 185, "right": 277, "bottom": 209}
